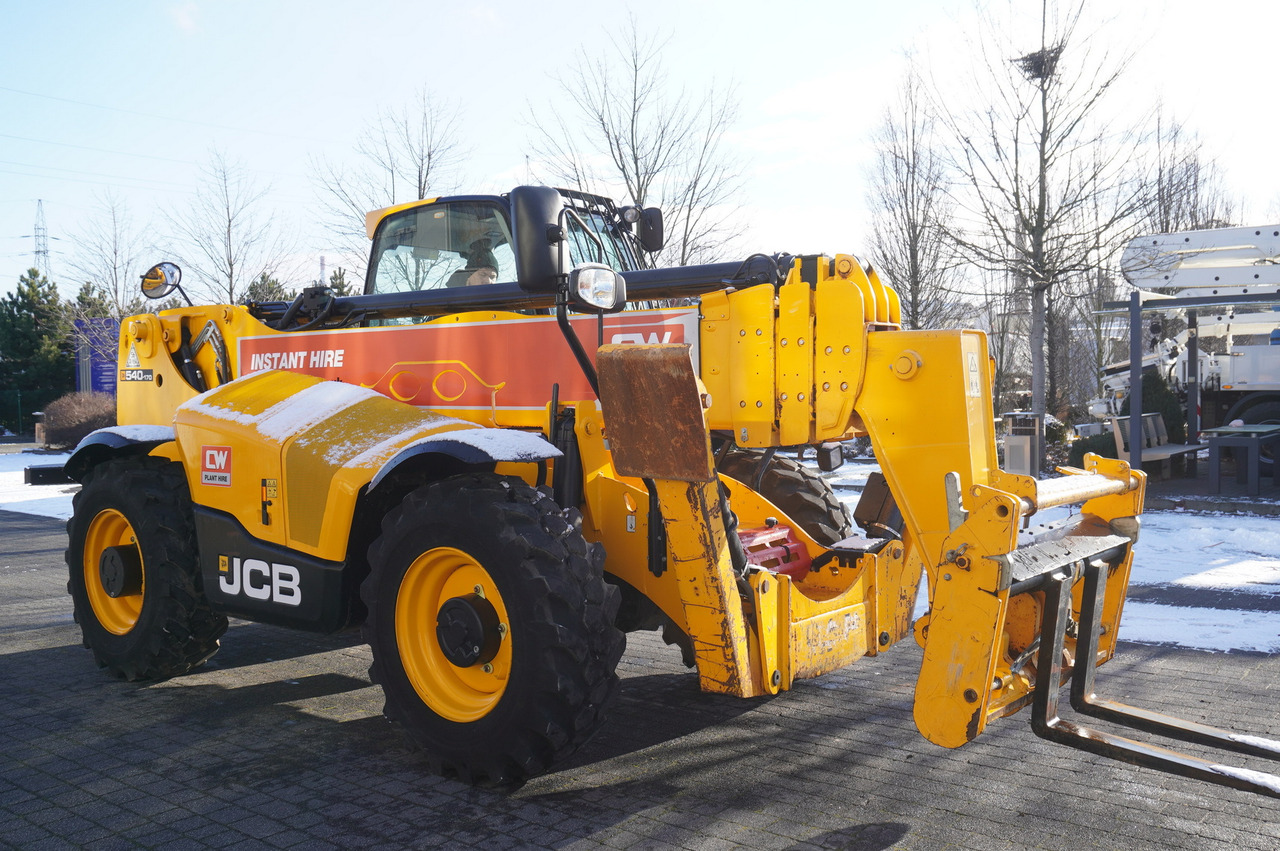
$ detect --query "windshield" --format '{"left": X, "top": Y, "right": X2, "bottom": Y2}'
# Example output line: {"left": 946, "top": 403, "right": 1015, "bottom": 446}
{"left": 367, "top": 201, "right": 514, "bottom": 295}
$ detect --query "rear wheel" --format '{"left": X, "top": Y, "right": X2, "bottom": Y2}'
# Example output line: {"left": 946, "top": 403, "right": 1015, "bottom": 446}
{"left": 718, "top": 449, "right": 853, "bottom": 544}
{"left": 362, "top": 473, "right": 624, "bottom": 785}
{"left": 65, "top": 456, "right": 226, "bottom": 680}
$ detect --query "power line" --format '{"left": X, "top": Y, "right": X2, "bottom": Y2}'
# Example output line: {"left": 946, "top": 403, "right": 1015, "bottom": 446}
{"left": 0, "top": 85, "right": 315, "bottom": 142}
{"left": 0, "top": 131, "right": 197, "bottom": 165}
{"left": 0, "top": 167, "right": 194, "bottom": 195}
{"left": 0, "top": 159, "right": 191, "bottom": 189}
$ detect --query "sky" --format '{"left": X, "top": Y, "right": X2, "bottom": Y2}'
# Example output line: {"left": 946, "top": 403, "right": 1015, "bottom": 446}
{"left": 5, "top": 448, "right": 1279, "bottom": 653}
{"left": 4, "top": 0, "right": 1280, "bottom": 301}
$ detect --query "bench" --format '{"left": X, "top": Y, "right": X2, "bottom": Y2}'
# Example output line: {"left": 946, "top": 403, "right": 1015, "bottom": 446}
{"left": 1110, "top": 412, "right": 1202, "bottom": 478}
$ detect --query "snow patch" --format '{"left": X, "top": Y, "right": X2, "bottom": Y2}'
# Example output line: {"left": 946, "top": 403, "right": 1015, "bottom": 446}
{"left": 1209, "top": 764, "right": 1280, "bottom": 795}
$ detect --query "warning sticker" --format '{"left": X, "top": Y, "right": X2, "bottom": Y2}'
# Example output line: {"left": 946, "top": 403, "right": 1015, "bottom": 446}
{"left": 201, "top": 445, "right": 232, "bottom": 487}
{"left": 125, "top": 343, "right": 141, "bottom": 369}
{"left": 967, "top": 352, "right": 982, "bottom": 398}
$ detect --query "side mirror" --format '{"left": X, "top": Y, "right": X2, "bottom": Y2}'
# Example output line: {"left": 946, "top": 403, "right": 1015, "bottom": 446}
{"left": 568, "top": 263, "right": 626, "bottom": 312}
{"left": 140, "top": 261, "right": 194, "bottom": 307}
{"left": 639, "top": 207, "right": 664, "bottom": 253}
{"left": 511, "top": 186, "right": 567, "bottom": 293}
{"left": 140, "top": 262, "right": 182, "bottom": 299}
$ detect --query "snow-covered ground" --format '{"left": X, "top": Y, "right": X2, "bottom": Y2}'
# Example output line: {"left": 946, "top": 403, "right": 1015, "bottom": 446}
{"left": 3, "top": 450, "right": 1278, "bottom": 654}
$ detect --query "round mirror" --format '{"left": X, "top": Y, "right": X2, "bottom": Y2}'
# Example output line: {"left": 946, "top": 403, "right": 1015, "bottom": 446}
{"left": 140, "top": 262, "right": 182, "bottom": 299}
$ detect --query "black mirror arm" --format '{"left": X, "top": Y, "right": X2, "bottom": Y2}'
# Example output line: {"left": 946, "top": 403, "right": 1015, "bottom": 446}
{"left": 555, "top": 290, "right": 600, "bottom": 399}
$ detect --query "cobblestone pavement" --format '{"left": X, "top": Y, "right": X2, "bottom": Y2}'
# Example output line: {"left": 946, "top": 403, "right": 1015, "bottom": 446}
{"left": 4, "top": 507, "right": 1280, "bottom": 850}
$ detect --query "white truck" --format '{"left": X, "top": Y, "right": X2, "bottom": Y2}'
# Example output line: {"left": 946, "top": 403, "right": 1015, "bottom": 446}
{"left": 1089, "top": 224, "right": 1280, "bottom": 433}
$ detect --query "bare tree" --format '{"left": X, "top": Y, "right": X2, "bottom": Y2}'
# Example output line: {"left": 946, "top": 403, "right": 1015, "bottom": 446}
{"left": 938, "top": 0, "right": 1143, "bottom": 417}
{"left": 1138, "top": 108, "right": 1236, "bottom": 234}
{"left": 67, "top": 192, "right": 149, "bottom": 320}
{"left": 866, "top": 69, "right": 970, "bottom": 330}
{"left": 167, "top": 151, "right": 294, "bottom": 304}
{"left": 530, "top": 18, "right": 743, "bottom": 266}
{"left": 313, "top": 89, "right": 463, "bottom": 281}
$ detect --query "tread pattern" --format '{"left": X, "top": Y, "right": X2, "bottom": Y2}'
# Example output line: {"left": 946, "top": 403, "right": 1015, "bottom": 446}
{"left": 361, "top": 473, "right": 624, "bottom": 785}
{"left": 65, "top": 456, "right": 226, "bottom": 681}
{"left": 718, "top": 449, "right": 853, "bottom": 545}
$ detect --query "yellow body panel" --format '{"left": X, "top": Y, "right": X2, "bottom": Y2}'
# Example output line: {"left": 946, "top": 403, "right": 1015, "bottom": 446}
{"left": 174, "top": 369, "right": 499, "bottom": 562}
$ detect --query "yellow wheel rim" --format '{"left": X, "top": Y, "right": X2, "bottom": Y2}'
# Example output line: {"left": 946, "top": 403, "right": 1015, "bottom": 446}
{"left": 83, "top": 508, "right": 144, "bottom": 636}
{"left": 396, "top": 546, "right": 512, "bottom": 722}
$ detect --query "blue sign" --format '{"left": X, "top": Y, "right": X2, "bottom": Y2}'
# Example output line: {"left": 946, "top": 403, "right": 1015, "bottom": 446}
{"left": 74, "top": 318, "right": 121, "bottom": 396}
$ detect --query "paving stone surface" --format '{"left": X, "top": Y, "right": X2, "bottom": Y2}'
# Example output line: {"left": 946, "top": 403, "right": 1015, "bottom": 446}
{"left": 3, "top": 507, "right": 1279, "bottom": 850}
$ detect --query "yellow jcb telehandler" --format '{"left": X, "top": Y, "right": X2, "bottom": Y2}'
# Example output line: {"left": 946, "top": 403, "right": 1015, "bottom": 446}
{"left": 58, "top": 185, "right": 1280, "bottom": 793}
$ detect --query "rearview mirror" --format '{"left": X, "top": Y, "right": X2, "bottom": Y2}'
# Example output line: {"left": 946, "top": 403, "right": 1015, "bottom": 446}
{"left": 639, "top": 207, "right": 664, "bottom": 253}
{"left": 141, "top": 262, "right": 182, "bottom": 299}
{"left": 140, "top": 262, "right": 193, "bottom": 306}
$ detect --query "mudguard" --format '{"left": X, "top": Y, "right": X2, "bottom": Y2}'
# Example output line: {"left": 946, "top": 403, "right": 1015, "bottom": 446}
{"left": 64, "top": 425, "right": 178, "bottom": 482}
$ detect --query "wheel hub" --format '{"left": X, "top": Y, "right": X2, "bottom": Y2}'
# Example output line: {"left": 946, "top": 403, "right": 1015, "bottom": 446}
{"left": 99, "top": 545, "right": 143, "bottom": 599}
{"left": 436, "top": 593, "right": 501, "bottom": 667}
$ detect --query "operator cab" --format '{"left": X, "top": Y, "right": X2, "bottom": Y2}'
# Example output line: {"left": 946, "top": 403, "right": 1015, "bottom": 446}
{"left": 364, "top": 187, "right": 662, "bottom": 298}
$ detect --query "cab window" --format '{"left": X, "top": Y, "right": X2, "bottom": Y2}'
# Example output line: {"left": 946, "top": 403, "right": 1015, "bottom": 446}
{"left": 367, "top": 201, "right": 515, "bottom": 294}
{"left": 565, "top": 210, "right": 626, "bottom": 271}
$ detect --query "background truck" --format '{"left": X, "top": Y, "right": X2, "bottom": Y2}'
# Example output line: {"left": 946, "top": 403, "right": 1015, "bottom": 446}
{"left": 1090, "top": 223, "right": 1280, "bottom": 434}
{"left": 60, "top": 186, "right": 1280, "bottom": 794}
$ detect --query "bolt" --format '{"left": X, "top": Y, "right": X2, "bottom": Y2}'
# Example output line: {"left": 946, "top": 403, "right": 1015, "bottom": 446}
{"left": 780, "top": 338, "right": 788, "bottom": 347}
{"left": 760, "top": 579, "right": 770, "bottom": 594}
{"left": 482, "top": 663, "right": 493, "bottom": 674}
{"left": 825, "top": 346, "right": 833, "bottom": 355}
{"left": 497, "top": 623, "right": 508, "bottom": 636}
{"left": 473, "top": 585, "right": 484, "bottom": 597}
{"left": 943, "top": 573, "right": 952, "bottom": 581}
{"left": 771, "top": 670, "right": 781, "bottom": 687}
{"left": 840, "top": 382, "right": 848, "bottom": 391}
{"left": 823, "top": 382, "right": 830, "bottom": 391}
{"left": 878, "top": 631, "right": 890, "bottom": 647}
{"left": 963, "top": 688, "right": 979, "bottom": 703}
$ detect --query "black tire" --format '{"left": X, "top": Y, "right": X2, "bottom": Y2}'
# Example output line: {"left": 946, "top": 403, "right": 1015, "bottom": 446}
{"left": 65, "top": 456, "right": 227, "bottom": 681}
{"left": 718, "top": 449, "right": 853, "bottom": 545}
{"left": 361, "top": 473, "right": 624, "bottom": 785}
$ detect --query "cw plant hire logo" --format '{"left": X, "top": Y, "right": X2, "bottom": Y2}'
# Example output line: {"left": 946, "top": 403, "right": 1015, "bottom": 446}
{"left": 201, "top": 445, "right": 232, "bottom": 486}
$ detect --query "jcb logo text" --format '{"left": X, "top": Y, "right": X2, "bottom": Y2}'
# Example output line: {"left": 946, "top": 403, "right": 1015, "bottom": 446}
{"left": 218, "top": 556, "right": 301, "bottom": 606}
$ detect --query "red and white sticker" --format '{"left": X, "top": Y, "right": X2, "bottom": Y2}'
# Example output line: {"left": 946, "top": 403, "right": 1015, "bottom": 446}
{"left": 201, "top": 445, "right": 232, "bottom": 487}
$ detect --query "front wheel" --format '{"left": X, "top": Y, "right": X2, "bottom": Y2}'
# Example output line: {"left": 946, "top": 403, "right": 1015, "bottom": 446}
{"left": 65, "top": 456, "right": 227, "bottom": 680}
{"left": 362, "top": 473, "right": 624, "bottom": 785}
